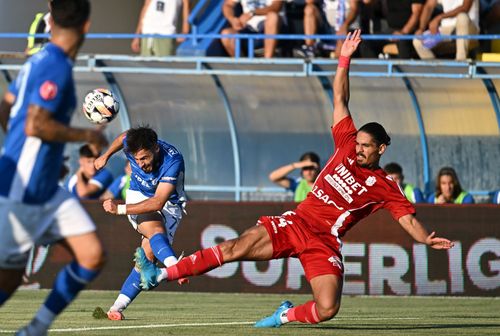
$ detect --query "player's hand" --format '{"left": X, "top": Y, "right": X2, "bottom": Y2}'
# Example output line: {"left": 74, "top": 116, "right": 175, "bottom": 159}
{"left": 340, "top": 29, "right": 362, "bottom": 58}
{"left": 94, "top": 155, "right": 108, "bottom": 171}
{"left": 103, "top": 199, "right": 119, "bottom": 215}
{"left": 131, "top": 37, "right": 141, "bottom": 53}
{"left": 426, "top": 231, "right": 454, "bottom": 250}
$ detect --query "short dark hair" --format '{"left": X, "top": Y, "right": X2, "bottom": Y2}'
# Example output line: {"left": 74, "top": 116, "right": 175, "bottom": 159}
{"left": 299, "top": 152, "right": 320, "bottom": 165}
{"left": 384, "top": 162, "right": 403, "bottom": 175}
{"left": 79, "top": 144, "right": 98, "bottom": 158}
{"left": 436, "top": 166, "right": 463, "bottom": 199}
{"left": 50, "top": 0, "right": 90, "bottom": 29}
{"left": 126, "top": 126, "right": 158, "bottom": 154}
{"left": 358, "top": 122, "right": 391, "bottom": 146}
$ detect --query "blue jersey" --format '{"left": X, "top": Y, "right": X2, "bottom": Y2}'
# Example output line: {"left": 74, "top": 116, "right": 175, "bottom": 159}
{"left": 0, "top": 43, "right": 76, "bottom": 204}
{"left": 124, "top": 139, "right": 185, "bottom": 204}
{"left": 65, "top": 168, "right": 114, "bottom": 200}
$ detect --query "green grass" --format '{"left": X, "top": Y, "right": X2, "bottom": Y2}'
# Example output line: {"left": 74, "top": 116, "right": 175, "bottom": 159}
{"left": 1, "top": 290, "right": 499, "bottom": 335}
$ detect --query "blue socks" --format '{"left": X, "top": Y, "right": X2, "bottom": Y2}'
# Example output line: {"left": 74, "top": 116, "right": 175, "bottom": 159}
{"left": 119, "top": 268, "right": 141, "bottom": 301}
{"left": 149, "top": 233, "right": 177, "bottom": 266}
{"left": 44, "top": 261, "right": 100, "bottom": 315}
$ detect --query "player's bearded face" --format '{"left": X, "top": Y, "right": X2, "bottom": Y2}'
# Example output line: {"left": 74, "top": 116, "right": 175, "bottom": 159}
{"left": 133, "top": 149, "right": 156, "bottom": 173}
{"left": 355, "top": 132, "right": 382, "bottom": 168}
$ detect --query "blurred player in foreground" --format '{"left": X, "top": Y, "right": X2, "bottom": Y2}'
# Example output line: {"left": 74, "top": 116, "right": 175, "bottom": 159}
{"left": 0, "top": 1, "right": 108, "bottom": 335}
{"left": 136, "top": 30, "right": 454, "bottom": 328}
{"left": 94, "top": 126, "right": 187, "bottom": 320}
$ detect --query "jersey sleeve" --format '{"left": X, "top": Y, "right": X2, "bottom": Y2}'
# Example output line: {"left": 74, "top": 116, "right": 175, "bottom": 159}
{"left": 382, "top": 181, "right": 416, "bottom": 220}
{"left": 90, "top": 169, "right": 114, "bottom": 190}
{"left": 331, "top": 116, "right": 357, "bottom": 149}
{"left": 159, "top": 155, "right": 184, "bottom": 185}
{"left": 462, "top": 193, "right": 475, "bottom": 204}
{"left": 107, "top": 175, "right": 125, "bottom": 199}
{"left": 28, "top": 61, "right": 70, "bottom": 114}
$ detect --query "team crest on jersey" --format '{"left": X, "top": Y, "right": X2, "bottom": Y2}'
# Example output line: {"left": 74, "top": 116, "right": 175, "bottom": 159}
{"left": 365, "top": 176, "right": 377, "bottom": 186}
{"left": 40, "top": 80, "right": 58, "bottom": 100}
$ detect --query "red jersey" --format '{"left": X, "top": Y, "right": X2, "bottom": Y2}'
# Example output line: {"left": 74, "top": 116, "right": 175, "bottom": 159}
{"left": 295, "top": 116, "right": 415, "bottom": 239}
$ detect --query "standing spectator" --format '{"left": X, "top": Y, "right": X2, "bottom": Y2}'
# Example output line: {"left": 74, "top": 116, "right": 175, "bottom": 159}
{"left": 413, "top": 0, "right": 479, "bottom": 60}
{"left": 65, "top": 144, "right": 113, "bottom": 200}
{"left": 26, "top": 12, "right": 51, "bottom": 56}
{"left": 361, "top": 0, "right": 424, "bottom": 58}
{"left": 383, "top": 162, "right": 425, "bottom": 203}
{"left": 269, "top": 152, "right": 321, "bottom": 202}
{"left": 132, "top": 0, "right": 190, "bottom": 56}
{"left": 427, "top": 167, "right": 474, "bottom": 204}
{"left": 100, "top": 161, "right": 132, "bottom": 200}
{"left": 221, "top": 0, "right": 284, "bottom": 58}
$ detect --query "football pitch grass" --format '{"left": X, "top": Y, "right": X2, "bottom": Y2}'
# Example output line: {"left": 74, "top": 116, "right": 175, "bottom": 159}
{"left": 1, "top": 290, "right": 499, "bottom": 335}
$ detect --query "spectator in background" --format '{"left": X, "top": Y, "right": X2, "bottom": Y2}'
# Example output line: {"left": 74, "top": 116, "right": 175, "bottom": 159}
{"left": 289, "top": 0, "right": 327, "bottom": 58}
{"left": 65, "top": 144, "right": 113, "bottom": 200}
{"left": 25, "top": 12, "right": 51, "bottom": 56}
{"left": 323, "top": 0, "right": 362, "bottom": 58}
{"left": 132, "top": 0, "right": 190, "bottom": 56}
{"left": 360, "top": 0, "right": 424, "bottom": 58}
{"left": 427, "top": 166, "right": 474, "bottom": 204}
{"left": 269, "top": 152, "right": 320, "bottom": 202}
{"left": 221, "top": 0, "right": 284, "bottom": 58}
{"left": 413, "top": 0, "right": 479, "bottom": 60}
{"left": 383, "top": 162, "right": 425, "bottom": 203}
{"left": 100, "top": 161, "right": 132, "bottom": 200}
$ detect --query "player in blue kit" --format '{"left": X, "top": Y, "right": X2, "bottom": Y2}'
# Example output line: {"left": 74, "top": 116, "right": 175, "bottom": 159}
{"left": 0, "top": 0, "right": 108, "bottom": 335}
{"left": 94, "top": 126, "right": 187, "bottom": 320}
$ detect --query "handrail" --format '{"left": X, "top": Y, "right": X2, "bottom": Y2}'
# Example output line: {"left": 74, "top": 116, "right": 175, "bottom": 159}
{"left": 0, "top": 33, "right": 499, "bottom": 41}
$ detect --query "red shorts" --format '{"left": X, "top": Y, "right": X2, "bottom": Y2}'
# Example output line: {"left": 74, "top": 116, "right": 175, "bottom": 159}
{"left": 258, "top": 211, "right": 343, "bottom": 281}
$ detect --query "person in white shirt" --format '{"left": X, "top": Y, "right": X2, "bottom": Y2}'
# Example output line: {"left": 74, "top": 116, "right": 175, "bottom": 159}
{"left": 413, "top": 0, "right": 480, "bottom": 60}
{"left": 132, "top": 0, "right": 190, "bottom": 56}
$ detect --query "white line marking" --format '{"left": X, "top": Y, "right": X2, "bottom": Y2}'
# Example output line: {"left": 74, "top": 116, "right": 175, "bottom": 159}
{"left": 0, "top": 317, "right": 423, "bottom": 333}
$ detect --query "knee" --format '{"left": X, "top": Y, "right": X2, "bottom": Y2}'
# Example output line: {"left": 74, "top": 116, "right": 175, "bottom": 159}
{"left": 316, "top": 302, "right": 340, "bottom": 321}
{"left": 455, "top": 13, "right": 469, "bottom": 25}
{"left": 265, "top": 12, "right": 280, "bottom": 28}
{"left": 221, "top": 28, "right": 234, "bottom": 37}
{"left": 304, "top": 4, "right": 317, "bottom": 18}
{"left": 78, "top": 247, "right": 106, "bottom": 271}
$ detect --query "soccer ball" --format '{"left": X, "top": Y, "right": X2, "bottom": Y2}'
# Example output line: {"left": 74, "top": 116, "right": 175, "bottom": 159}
{"left": 82, "top": 88, "right": 120, "bottom": 124}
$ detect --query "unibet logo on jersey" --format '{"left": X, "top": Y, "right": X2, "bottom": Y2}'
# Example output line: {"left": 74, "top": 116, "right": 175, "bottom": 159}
{"left": 324, "top": 163, "right": 369, "bottom": 204}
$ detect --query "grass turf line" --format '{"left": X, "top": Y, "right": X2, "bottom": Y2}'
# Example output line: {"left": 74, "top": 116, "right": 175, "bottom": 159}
{"left": 0, "top": 290, "right": 499, "bottom": 335}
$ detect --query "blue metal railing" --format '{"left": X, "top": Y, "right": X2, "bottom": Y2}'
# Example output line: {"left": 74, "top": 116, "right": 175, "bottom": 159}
{"left": 1, "top": 32, "right": 499, "bottom": 58}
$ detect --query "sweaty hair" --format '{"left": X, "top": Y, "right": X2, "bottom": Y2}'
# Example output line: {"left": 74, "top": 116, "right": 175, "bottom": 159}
{"left": 299, "top": 152, "right": 320, "bottom": 165}
{"left": 50, "top": 0, "right": 90, "bottom": 29}
{"left": 79, "top": 144, "right": 98, "bottom": 158}
{"left": 126, "top": 126, "right": 158, "bottom": 154}
{"left": 358, "top": 122, "right": 391, "bottom": 146}
{"left": 384, "top": 162, "right": 403, "bottom": 175}
{"left": 436, "top": 166, "right": 463, "bottom": 199}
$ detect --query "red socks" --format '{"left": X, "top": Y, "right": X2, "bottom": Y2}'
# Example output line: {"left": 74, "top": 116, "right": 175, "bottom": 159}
{"left": 287, "top": 301, "right": 320, "bottom": 324}
{"left": 166, "top": 246, "right": 223, "bottom": 281}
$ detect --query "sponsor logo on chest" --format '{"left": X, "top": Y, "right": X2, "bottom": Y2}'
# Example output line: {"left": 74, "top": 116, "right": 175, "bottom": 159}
{"left": 319, "top": 162, "right": 375, "bottom": 204}
{"left": 134, "top": 174, "right": 159, "bottom": 189}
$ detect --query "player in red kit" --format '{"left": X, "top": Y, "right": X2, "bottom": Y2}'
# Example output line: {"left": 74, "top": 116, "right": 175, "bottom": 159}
{"left": 136, "top": 29, "right": 454, "bottom": 328}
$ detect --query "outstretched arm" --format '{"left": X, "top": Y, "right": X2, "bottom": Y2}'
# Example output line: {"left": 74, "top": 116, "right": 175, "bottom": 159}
{"left": 398, "top": 214, "right": 454, "bottom": 250}
{"left": 333, "top": 29, "right": 361, "bottom": 128}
